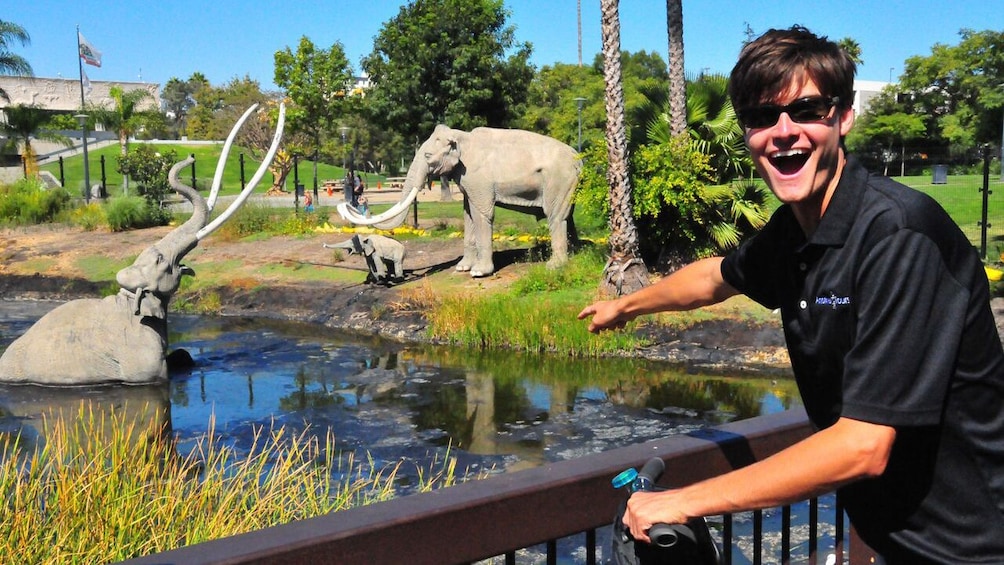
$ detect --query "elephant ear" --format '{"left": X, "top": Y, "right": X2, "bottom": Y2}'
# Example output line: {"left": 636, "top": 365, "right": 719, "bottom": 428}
{"left": 351, "top": 234, "right": 365, "bottom": 254}
{"left": 361, "top": 238, "right": 376, "bottom": 256}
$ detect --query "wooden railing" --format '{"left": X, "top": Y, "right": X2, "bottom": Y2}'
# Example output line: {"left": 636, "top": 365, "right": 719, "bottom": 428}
{"left": 118, "top": 408, "right": 879, "bottom": 564}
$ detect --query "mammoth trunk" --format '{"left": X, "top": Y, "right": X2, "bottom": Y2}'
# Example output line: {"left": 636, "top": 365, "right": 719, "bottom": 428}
{"left": 402, "top": 153, "right": 430, "bottom": 194}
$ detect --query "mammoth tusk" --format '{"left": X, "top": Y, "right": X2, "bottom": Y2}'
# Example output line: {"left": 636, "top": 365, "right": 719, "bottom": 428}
{"left": 206, "top": 104, "right": 260, "bottom": 212}
{"left": 197, "top": 103, "right": 286, "bottom": 240}
{"left": 336, "top": 183, "right": 420, "bottom": 230}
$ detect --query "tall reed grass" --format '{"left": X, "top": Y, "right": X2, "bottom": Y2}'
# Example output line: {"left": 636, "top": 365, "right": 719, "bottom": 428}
{"left": 0, "top": 402, "right": 458, "bottom": 563}
{"left": 417, "top": 246, "right": 646, "bottom": 355}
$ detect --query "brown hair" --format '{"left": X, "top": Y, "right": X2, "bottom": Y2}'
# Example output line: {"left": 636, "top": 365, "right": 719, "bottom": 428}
{"left": 728, "top": 26, "right": 855, "bottom": 112}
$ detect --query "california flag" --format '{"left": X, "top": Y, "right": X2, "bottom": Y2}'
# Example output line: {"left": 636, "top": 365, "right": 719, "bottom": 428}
{"left": 78, "top": 31, "right": 102, "bottom": 67}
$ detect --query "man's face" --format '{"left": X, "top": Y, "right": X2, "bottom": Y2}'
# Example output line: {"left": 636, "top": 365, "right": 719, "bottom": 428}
{"left": 743, "top": 79, "right": 854, "bottom": 217}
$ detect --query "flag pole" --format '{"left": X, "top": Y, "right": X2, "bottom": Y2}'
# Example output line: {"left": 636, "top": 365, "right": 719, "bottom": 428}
{"left": 76, "top": 25, "right": 91, "bottom": 203}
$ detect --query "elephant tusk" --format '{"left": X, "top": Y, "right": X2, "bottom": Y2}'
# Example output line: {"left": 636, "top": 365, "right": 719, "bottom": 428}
{"left": 205, "top": 104, "right": 260, "bottom": 212}
{"left": 197, "top": 103, "right": 286, "bottom": 240}
{"left": 336, "top": 183, "right": 420, "bottom": 230}
{"left": 132, "top": 288, "right": 146, "bottom": 315}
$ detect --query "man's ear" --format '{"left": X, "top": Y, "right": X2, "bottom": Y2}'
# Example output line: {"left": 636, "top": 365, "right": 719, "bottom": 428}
{"left": 838, "top": 107, "right": 855, "bottom": 137}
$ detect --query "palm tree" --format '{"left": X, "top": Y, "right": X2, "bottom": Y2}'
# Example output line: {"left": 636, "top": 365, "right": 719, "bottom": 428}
{"left": 0, "top": 105, "right": 70, "bottom": 177}
{"left": 649, "top": 72, "right": 750, "bottom": 182}
{"left": 91, "top": 86, "right": 151, "bottom": 156}
{"left": 0, "top": 20, "right": 32, "bottom": 101}
{"left": 838, "top": 37, "right": 864, "bottom": 65}
{"left": 599, "top": 0, "right": 648, "bottom": 295}
{"left": 665, "top": 0, "right": 686, "bottom": 136}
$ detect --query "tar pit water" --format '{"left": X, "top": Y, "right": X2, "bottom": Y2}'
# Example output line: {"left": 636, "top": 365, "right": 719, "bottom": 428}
{"left": 1, "top": 301, "right": 822, "bottom": 564}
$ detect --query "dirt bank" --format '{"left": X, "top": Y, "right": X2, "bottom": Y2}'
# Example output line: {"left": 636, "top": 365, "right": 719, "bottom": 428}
{"left": 11, "top": 223, "right": 1001, "bottom": 376}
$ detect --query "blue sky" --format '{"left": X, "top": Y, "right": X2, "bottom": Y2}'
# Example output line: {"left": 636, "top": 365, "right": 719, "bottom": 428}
{"left": 6, "top": 1, "right": 1002, "bottom": 91}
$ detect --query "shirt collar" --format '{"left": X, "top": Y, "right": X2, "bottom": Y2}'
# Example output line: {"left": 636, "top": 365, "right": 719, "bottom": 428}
{"left": 808, "top": 155, "right": 867, "bottom": 247}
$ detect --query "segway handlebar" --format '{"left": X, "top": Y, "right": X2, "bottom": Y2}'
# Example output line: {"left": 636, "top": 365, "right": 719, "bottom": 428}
{"left": 614, "top": 457, "right": 692, "bottom": 549}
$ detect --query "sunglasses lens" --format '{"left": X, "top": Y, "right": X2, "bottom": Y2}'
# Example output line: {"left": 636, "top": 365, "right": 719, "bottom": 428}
{"left": 742, "top": 109, "right": 780, "bottom": 129}
{"left": 788, "top": 99, "right": 831, "bottom": 122}
{"left": 739, "top": 97, "right": 836, "bottom": 129}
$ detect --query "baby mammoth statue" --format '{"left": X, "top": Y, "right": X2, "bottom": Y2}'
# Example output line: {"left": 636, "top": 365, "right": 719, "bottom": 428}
{"left": 324, "top": 234, "right": 406, "bottom": 284}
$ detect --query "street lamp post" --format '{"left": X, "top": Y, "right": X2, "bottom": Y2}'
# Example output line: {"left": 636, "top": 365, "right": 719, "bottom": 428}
{"left": 74, "top": 113, "right": 91, "bottom": 204}
{"left": 998, "top": 83, "right": 1004, "bottom": 182}
{"left": 574, "top": 97, "right": 587, "bottom": 152}
{"left": 339, "top": 126, "right": 352, "bottom": 204}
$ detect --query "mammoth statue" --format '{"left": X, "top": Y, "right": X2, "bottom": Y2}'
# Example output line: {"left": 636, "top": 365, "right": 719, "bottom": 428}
{"left": 323, "top": 234, "right": 406, "bottom": 283}
{"left": 337, "top": 125, "right": 581, "bottom": 277}
{"left": 0, "top": 104, "right": 286, "bottom": 385}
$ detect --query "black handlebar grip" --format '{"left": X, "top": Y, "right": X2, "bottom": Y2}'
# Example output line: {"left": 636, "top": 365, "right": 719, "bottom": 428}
{"left": 647, "top": 523, "right": 680, "bottom": 548}
{"left": 637, "top": 457, "right": 665, "bottom": 484}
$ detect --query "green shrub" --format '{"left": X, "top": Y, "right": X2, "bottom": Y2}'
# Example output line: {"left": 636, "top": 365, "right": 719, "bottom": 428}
{"left": 116, "top": 145, "right": 179, "bottom": 206}
{"left": 105, "top": 196, "right": 169, "bottom": 231}
{"left": 0, "top": 177, "right": 71, "bottom": 225}
{"left": 66, "top": 202, "right": 107, "bottom": 230}
{"left": 214, "top": 200, "right": 274, "bottom": 240}
{"left": 576, "top": 136, "right": 769, "bottom": 269}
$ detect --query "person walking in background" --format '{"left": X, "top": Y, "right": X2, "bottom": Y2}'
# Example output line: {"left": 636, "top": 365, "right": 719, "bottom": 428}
{"left": 579, "top": 25, "right": 1004, "bottom": 563}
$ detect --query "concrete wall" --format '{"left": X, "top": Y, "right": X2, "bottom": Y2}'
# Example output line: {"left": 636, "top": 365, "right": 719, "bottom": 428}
{"left": 0, "top": 76, "right": 161, "bottom": 113}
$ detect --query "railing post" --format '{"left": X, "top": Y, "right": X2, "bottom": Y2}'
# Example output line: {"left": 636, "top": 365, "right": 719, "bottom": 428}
{"left": 58, "top": 156, "right": 65, "bottom": 186}
{"left": 190, "top": 153, "right": 197, "bottom": 191}
{"left": 99, "top": 155, "right": 107, "bottom": 199}
{"left": 980, "top": 144, "right": 992, "bottom": 260}
{"left": 239, "top": 153, "right": 246, "bottom": 190}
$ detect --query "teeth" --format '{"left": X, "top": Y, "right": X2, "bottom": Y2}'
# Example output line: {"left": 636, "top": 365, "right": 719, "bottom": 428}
{"left": 772, "top": 149, "right": 807, "bottom": 159}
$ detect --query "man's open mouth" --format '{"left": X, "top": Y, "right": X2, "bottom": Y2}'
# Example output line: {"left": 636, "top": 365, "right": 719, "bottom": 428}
{"left": 769, "top": 149, "right": 810, "bottom": 175}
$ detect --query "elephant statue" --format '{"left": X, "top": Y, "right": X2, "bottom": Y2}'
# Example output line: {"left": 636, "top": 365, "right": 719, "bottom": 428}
{"left": 324, "top": 234, "right": 406, "bottom": 283}
{"left": 0, "top": 104, "right": 286, "bottom": 385}
{"left": 337, "top": 125, "right": 581, "bottom": 277}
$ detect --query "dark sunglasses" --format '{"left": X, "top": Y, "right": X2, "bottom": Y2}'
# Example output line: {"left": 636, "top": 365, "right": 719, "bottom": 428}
{"left": 736, "top": 96, "right": 841, "bottom": 129}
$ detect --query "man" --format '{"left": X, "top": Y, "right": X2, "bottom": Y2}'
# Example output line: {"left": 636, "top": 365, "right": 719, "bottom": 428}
{"left": 578, "top": 26, "right": 1004, "bottom": 563}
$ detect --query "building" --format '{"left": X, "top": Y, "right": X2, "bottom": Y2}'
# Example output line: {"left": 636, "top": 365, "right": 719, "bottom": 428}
{"left": 852, "top": 79, "right": 894, "bottom": 117}
{"left": 0, "top": 76, "right": 161, "bottom": 114}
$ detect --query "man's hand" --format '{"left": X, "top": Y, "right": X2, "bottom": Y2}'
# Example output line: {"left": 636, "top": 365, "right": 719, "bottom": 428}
{"left": 577, "top": 299, "right": 632, "bottom": 333}
{"left": 622, "top": 490, "right": 688, "bottom": 545}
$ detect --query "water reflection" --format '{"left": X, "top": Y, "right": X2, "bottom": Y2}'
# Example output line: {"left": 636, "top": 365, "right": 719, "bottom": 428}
{"left": 0, "top": 301, "right": 800, "bottom": 480}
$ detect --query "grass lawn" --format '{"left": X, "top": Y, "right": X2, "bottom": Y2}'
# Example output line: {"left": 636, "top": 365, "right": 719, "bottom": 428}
{"left": 39, "top": 142, "right": 385, "bottom": 199}
{"left": 37, "top": 146, "right": 1004, "bottom": 262}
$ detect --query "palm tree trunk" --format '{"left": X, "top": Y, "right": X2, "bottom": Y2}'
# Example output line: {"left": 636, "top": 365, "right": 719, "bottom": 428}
{"left": 666, "top": 0, "right": 687, "bottom": 136}
{"left": 600, "top": 0, "right": 648, "bottom": 296}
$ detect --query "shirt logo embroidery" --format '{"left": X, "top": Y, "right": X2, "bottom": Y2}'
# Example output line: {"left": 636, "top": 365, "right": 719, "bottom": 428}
{"left": 815, "top": 292, "right": 851, "bottom": 309}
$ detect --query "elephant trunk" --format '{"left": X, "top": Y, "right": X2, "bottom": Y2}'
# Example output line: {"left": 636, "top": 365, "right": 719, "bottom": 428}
{"left": 156, "top": 157, "right": 209, "bottom": 260}
{"left": 401, "top": 151, "right": 430, "bottom": 194}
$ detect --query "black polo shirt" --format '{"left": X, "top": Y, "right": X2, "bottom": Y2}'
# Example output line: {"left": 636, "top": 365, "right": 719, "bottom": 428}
{"left": 721, "top": 156, "right": 1004, "bottom": 562}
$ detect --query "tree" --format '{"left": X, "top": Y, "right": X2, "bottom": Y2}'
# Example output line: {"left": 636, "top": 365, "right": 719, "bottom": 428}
{"left": 898, "top": 29, "right": 1004, "bottom": 155}
{"left": 520, "top": 52, "right": 668, "bottom": 154}
{"left": 115, "top": 144, "right": 177, "bottom": 216}
{"left": 648, "top": 72, "right": 750, "bottom": 183}
{"left": 362, "top": 0, "right": 534, "bottom": 145}
{"left": 187, "top": 75, "right": 267, "bottom": 141}
{"left": 0, "top": 20, "right": 32, "bottom": 101}
{"left": 855, "top": 112, "right": 926, "bottom": 176}
{"left": 0, "top": 105, "right": 69, "bottom": 177}
{"left": 665, "top": 0, "right": 686, "bottom": 136}
{"left": 838, "top": 37, "right": 864, "bottom": 65}
{"left": 161, "top": 74, "right": 205, "bottom": 137}
{"left": 598, "top": 0, "right": 648, "bottom": 296}
{"left": 274, "top": 36, "right": 354, "bottom": 196}
{"left": 91, "top": 86, "right": 151, "bottom": 156}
